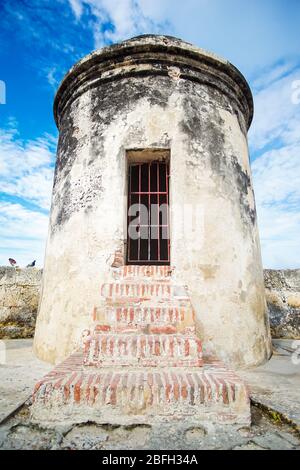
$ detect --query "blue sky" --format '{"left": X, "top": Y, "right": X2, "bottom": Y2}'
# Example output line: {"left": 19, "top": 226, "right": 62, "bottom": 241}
{"left": 0, "top": 0, "right": 300, "bottom": 268}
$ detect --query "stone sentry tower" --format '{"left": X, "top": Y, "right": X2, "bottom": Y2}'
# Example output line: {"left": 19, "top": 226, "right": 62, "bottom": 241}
{"left": 34, "top": 35, "right": 271, "bottom": 368}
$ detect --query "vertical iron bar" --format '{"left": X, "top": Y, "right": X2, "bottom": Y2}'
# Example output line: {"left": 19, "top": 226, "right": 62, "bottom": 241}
{"left": 127, "top": 161, "right": 170, "bottom": 265}
{"left": 138, "top": 164, "right": 141, "bottom": 262}
{"left": 128, "top": 165, "right": 131, "bottom": 262}
{"left": 148, "top": 163, "right": 151, "bottom": 261}
{"left": 166, "top": 163, "right": 170, "bottom": 262}
{"left": 157, "top": 162, "right": 160, "bottom": 262}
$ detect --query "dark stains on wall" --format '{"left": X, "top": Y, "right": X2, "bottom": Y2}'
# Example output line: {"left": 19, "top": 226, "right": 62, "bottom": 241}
{"left": 51, "top": 49, "right": 252, "bottom": 234}
{"left": 90, "top": 76, "right": 174, "bottom": 129}
{"left": 53, "top": 179, "right": 71, "bottom": 228}
{"left": 54, "top": 100, "right": 80, "bottom": 187}
{"left": 51, "top": 100, "right": 80, "bottom": 232}
{"left": 179, "top": 81, "right": 256, "bottom": 231}
{"left": 51, "top": 76, "right": 176, "bottom": 233}
{"left": 54, "top": 35, "right": 253, "bottom": 132}
{"left": 230, "top": 156, "right": 256, "bottom": 226}
{"left": 234, "top": 108, "right": 248, "bottom": 137}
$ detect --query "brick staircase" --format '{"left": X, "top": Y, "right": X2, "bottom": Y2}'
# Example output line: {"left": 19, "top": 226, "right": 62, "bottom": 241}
{"left": 31, "top": 266, "right": 250, "bottom": 426}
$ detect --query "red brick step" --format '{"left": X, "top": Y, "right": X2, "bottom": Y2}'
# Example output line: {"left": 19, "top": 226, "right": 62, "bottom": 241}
{"left": 113, "top": 265, "right": 173, "bottom": 281}
{"left": 92, "top": 305, "right": 195, "bottom": 333}
{"left": 83, "top": 333, "right": 203, "bottom": 367}
{"left": 31, "top": 268, "right": 251, "bottom": 426}
{"left": 32, "top": 353, "right": 250, "bottom": 425}
{"left": 100, "top": 283, "right": 189, "bottom": 301}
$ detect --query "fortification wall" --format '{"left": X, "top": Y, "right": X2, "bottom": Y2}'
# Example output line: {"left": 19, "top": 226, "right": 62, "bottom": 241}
{"left": 0, "top": 267, "right": 42, "bottom": 339}
{"left": 1, "top": 267, "right": 299, "bottom": 340}
{"left": 264, "top": 269, "right": 300, "bottom": 339}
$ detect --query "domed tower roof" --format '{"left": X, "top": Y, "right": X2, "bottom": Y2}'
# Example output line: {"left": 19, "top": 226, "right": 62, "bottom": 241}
{"left": 54, "top": 34, "right": 253, "bottom": 129}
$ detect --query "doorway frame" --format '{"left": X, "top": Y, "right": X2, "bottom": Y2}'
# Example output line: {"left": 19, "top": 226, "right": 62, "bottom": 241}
{"left": 125, "top": 149, "right": 171, "bottom": 266}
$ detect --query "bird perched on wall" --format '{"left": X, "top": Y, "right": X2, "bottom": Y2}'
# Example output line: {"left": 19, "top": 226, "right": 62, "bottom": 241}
{"left": 8, "top": 258, "right": 17, "bottom": 266}
{"left": 26, "top": 260, "right": 36, "bottom": 268}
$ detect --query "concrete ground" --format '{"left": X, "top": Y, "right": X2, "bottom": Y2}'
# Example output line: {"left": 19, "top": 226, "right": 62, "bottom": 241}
{"left": 0, "top": 339, "right": 299, "bottom": 450}
{"left": 241, "top": 339, "right": 300, "bottom": 431}
{"left": 0, "top": 339, "right": 51, "bottom": 423}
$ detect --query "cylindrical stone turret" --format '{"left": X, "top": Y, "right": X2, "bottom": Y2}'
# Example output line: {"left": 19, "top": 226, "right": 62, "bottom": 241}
{"left": 34, "top": 35, "right": 271, "bottom": 367}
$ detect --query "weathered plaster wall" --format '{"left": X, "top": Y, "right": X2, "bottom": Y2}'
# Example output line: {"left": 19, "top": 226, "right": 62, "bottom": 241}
{"left": 0, "top": 267, "right": 42, "bottom": 339}
{"left": 1, "top": 268, "right": 297, "bottom": 342}
{"left": 34, "top": 35, "right": 271, "bottom": 367}
{"left": 264, "top": 270, "right": 300, "bottom": 339}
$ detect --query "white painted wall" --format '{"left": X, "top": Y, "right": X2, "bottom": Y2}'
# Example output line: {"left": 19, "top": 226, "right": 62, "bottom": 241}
{"left": 34, "top": 36, "right": 271, "bottom": 367}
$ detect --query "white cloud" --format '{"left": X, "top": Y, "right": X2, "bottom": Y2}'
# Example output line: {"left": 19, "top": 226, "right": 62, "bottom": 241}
{"left": 250, "top": 64, "right": 300, "bottom": 268}
{"left": 0, "top": 202, "right": 49, "bottom": 268}
{"left": 0, "top": 203, "right": 49, "bottom": 240}
{"left": 2, "top": 3, "right": 300, "bottom": 269}
{"left": 252, "top": 61, "right": 298, "bottom": 92}
{"left": 252, "top": 144, "right": 300, "bottom": 265}
{"left": 68, "top": 0, "right": 300, "bottom": 74}
{"left": 68, "top": 0, "right": 170, "bottom": 47}
{"left": 0, "top": 126, "right": 56, "bottom": 210}
{"left": 249, "top": 68, "right": 300, "bottom": 151}
{"left": 46, "top": 67, "right": 60, "bottom": 89}
{"left": 255, "top": 205, "right": 300, "bottom": 269}
{"left": 0, "top": 125, "right": 56, "bottom": 267}
{"left": 252, "top": 145, "right": 300, "bottom": 207}
{"left": 69, "top": 0, "right": 84, "bottom": 19}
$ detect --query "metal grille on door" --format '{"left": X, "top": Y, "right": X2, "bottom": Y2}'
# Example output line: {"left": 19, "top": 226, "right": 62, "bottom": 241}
{"left": 127, "top": 162, "right": 170, "bottom": 265}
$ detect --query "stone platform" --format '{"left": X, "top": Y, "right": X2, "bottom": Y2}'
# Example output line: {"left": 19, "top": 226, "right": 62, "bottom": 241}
{"left": 31, "top": 266, "right": 250, "bottom": 426}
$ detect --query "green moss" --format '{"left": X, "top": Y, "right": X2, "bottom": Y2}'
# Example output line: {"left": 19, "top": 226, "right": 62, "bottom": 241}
{"left": 269, "top": 410, "right": 282, "bottom": 424}
{"left": 0, "top": 321, "right": 35, "bottom": 339}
